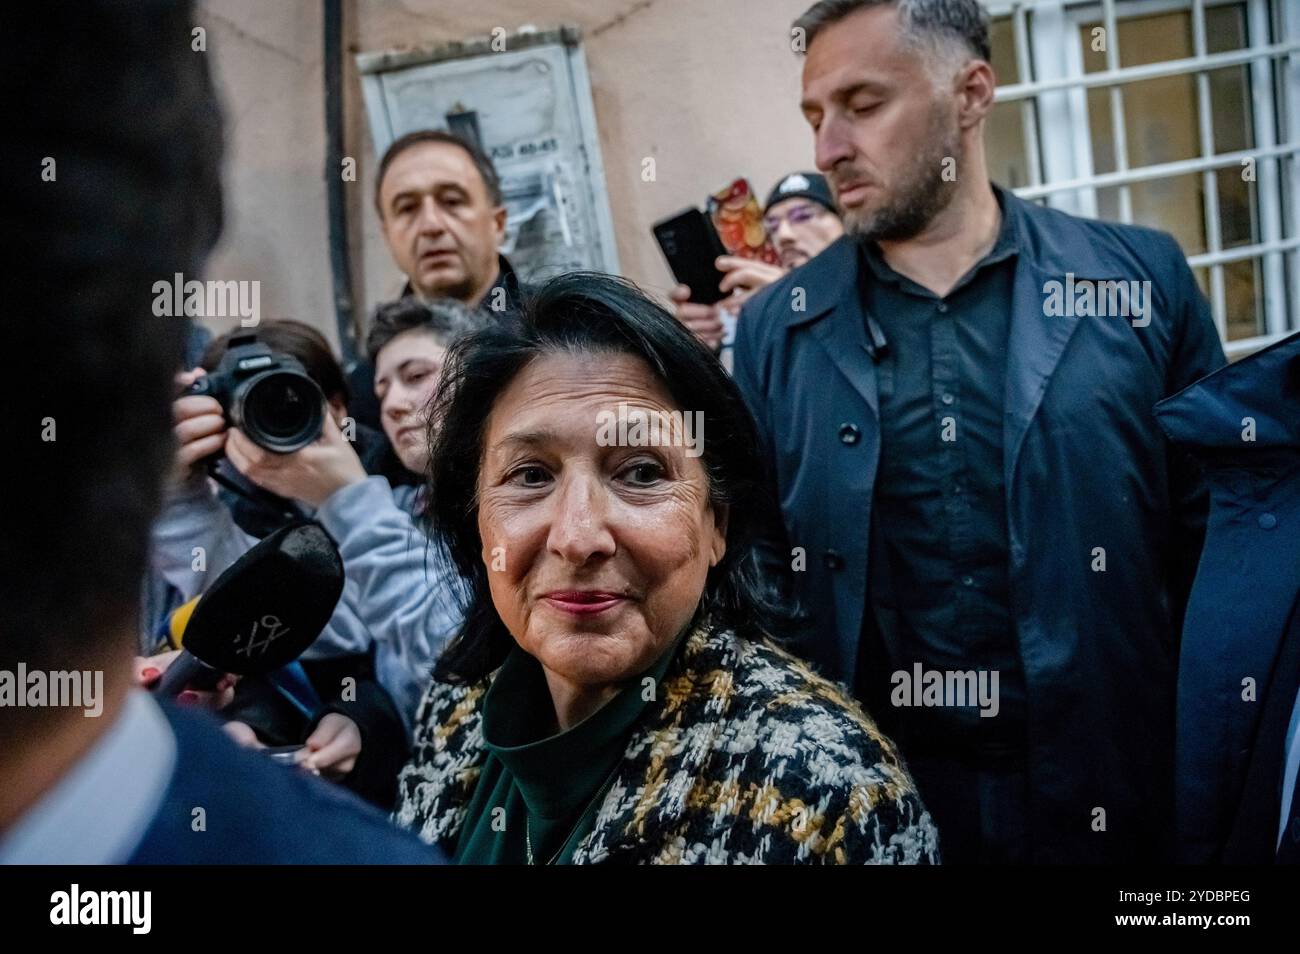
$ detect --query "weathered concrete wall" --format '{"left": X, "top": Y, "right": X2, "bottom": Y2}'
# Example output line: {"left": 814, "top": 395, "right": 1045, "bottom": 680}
{"left": 197, "top": 0, "right": 816, "bottom": 350}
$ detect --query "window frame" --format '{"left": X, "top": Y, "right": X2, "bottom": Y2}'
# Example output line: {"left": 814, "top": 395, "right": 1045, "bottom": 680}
{"left": 987, "top": 0, "right": 1300, "bottom": 356}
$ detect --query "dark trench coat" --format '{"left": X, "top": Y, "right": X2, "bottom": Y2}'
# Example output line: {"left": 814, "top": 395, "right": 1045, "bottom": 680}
{"left": 1156, "top": 332, "right": 1300, "bottom": 863}
{"left": 732, "top": 188, "right": 1226, "bottom": 862}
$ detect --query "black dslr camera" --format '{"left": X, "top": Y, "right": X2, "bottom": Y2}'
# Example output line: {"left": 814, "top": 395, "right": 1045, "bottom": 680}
{"left": 188, "top": 333, "right": 324, "bottom": 453}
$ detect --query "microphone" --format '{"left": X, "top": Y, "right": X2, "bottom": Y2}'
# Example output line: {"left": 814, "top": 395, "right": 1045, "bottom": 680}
{"left": 153, "top": 521, "right": 344, "bottom": 697}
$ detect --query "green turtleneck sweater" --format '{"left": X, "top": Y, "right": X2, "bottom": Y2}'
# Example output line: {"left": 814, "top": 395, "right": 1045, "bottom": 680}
{"left": 452, "top": 631, "right": 684, "bottom": 865}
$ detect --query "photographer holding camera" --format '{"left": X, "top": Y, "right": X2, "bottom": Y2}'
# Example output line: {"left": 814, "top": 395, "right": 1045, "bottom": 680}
{"left": 151, "top": 307, "right": 477, "bottom": 803}
{"left": 146, "top": 323, "right": 399, "bottom": 803}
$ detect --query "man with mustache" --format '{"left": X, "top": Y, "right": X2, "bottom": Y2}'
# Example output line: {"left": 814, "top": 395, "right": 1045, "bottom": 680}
{"left": 764, "top": 171, "right": 846, "bottom": 271}
{"left": 349, "top": 130, "right": 524, "bottom": 430}
{"left": 732, "top": 0, "right": 1225, "bottom": 863}
{"left": 376, "top": 130, "right": 522, "bottom": 311}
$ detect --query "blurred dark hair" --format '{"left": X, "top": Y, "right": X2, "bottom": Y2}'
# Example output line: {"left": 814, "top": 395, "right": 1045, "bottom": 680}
{"left": 2, "top": 1, "right": 223, "bottom": 700}
{"left": 374, "top": 130, "right": 503, "bottom": 214}
{"left": 202, "top": 320, "right": 350, "bottom": 407}
{"left": 427, "top": 272, "right": 784, "bottom": 684}
{"left": 365, "top": 296, "right": 484, "bottom": 364}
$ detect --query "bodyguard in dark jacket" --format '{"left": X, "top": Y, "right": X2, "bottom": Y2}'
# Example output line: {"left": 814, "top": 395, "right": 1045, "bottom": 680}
{"left": 1156, "top": 332, "right": 1300, "bottom": 864}
{"left": 730, "top": 0, "right": 1226, "bottom": 863}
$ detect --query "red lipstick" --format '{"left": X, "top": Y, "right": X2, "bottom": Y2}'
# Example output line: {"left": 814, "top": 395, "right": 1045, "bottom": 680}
{"left": 542, "top": 590, "right": 627, "bottom": 617}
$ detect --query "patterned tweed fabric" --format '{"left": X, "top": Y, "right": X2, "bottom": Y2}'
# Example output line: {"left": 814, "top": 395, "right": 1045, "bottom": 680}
{"left": 394, "top": 617, "right": 940, "bottom": 864}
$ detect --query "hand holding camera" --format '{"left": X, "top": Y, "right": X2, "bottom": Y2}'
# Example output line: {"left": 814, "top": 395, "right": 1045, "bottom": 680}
{"left": 186, "top": 334, "right": 325, "bottom": 452}
{"left": 172, "top": 368, "right": 229, "bottom": 484}
{"left": 171, "top": 334, "right": 366, "bottom": 508}
{"left": 226, "top": 411, "right": 366, "bottom": 509}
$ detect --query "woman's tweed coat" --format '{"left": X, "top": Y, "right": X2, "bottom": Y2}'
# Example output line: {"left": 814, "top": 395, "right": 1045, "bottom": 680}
{"left": 394, "top": 618, "right": 939, "bottom": 864}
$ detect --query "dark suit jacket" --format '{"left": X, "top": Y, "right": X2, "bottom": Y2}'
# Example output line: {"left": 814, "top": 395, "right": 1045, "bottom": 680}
{"left": 129, "top": 701, "right": 444, "bottom": 864}
{"left": 732, "top": 187, "right": 1226, "bottom": 862}
{"left": 1155, "top": 332, "right": 1300, "bottom": 863}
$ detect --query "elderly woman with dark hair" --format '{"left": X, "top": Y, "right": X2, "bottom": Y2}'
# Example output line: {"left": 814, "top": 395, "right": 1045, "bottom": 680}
{"left": 395, "top": 272, "right": 938, "bottom": 864}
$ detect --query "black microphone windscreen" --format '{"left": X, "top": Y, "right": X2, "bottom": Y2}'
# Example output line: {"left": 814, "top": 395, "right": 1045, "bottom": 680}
{"left": 182, "top": 521, "right": 344, "bottom": 676}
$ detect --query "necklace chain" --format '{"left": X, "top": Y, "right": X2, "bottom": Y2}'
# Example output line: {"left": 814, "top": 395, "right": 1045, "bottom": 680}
{"left": 524, "top": 764, "right": 621, "bottom": 865}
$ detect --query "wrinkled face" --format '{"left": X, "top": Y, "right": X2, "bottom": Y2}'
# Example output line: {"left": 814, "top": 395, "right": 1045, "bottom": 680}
{"left": 378, "top": 141, "right": 505, "bottom": 305}
{"left": 763, "top": 198, "right": 845, "bottom": 268}
{"left": 374, "top": 329, "right": 446, "bottom": 475}
{"left": 801, "top": 5, "right": 962, "bottom": 241}
{"left": 477, "top": 351, "right": 726, "bottom": 689}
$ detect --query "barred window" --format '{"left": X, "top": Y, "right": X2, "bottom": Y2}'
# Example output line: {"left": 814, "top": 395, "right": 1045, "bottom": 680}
{"left": 986, "top": 0, "right": 1300, "bottom": 356}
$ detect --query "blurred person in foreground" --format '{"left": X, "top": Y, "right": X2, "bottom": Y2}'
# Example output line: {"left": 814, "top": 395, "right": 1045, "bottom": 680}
{"left": 393, "top": 272, "right": 937, "bottom": 864}
{"left": 732, "top": 0, "right": 1225, "bottom": 863}
{"left": 671, "top": 172, "right": 845, "bottom": 352}
{"left": 0, "top": 0, "right": 441, "bottom": 864}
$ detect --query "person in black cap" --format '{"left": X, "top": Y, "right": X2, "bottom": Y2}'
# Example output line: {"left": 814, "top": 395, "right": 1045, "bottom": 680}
{"left": 671, "top": 171, "right": 844, "bottom": 354}
{"left": 763, "top": 171, "right": 846, "bottom": 269}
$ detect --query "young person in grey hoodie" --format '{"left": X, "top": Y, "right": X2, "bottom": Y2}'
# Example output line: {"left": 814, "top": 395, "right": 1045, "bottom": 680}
{"left": 150, "top": 300, "right": 482, "bottom": 764}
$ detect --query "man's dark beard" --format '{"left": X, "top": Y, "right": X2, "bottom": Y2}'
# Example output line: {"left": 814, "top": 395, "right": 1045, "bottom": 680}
{"left": 842, "top": 119, "right": 962, "bottom": 243}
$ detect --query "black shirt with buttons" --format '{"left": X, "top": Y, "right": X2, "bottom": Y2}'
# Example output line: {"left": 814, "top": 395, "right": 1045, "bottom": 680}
{"left": 856, "top": 193, "right": 1028, "bottom": 740}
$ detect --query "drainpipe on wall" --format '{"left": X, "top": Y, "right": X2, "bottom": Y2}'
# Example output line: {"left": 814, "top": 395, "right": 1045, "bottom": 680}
{"left": 323, "top": 0, "right": 357, "bottom": 367}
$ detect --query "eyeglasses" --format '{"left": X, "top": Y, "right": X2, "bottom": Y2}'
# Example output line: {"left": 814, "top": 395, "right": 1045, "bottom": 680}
{"left": 763, "top": 203, "right": 828, "bottom": 235}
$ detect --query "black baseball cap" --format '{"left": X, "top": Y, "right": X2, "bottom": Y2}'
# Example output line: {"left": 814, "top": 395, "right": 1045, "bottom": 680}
{"left": 764, "top": 172, "right": 837, "bottom": 216}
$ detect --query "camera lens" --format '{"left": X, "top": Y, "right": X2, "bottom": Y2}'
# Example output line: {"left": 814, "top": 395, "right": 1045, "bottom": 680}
{"left": 238, "top": 371, "right": 324, "bottom": 452}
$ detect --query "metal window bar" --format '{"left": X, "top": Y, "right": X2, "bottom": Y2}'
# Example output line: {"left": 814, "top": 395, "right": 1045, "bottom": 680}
{"left": 993, "top": 0, "right": 1298, "bottom": 352}
{"left": 1192, "top": 0, "right": 1228, "bottom": 337}
{"left": 994, "top": 39, "right": 1300, "bottom": 101}
{"left": 988, "top": 1, "right": 1294, "bottom": 356}
{"left": 1246, "top": 0, "right": 1289, "bottom": 337}
{"left": 1224, "top": 329, "right": 1293, "bottom": 357}
{"left": 990, "top": 0, "right": 1246, "bottom": 16}
{"left": 1283, "top": 0, "right": 1300, "bottom": 342}
{"left": 1012, "top": 3, "right": 1045, "bottom": 187}
{"left": 1101, "top": 0, "right": 1135, "bottom": 222}
{"left": 1187, "top": 235, "right": 1300, "bottom": 267}
{"left": 1015, "top": 140, "right": 1300, "bottom": 197}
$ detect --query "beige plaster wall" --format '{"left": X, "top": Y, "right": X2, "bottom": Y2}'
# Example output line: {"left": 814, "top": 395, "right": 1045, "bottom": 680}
{"left": 197, "top": 0, "right": 819, "bottom": 350}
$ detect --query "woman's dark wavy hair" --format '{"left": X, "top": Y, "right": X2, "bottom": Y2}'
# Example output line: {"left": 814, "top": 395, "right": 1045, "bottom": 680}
{"left": 426, "top": 271, "right": 786, "bottom": 684}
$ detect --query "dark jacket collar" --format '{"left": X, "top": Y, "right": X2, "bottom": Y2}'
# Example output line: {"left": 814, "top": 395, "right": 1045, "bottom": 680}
{"left": 488, "top": 253, "right": 524, "bottom": 310}
{"left": 764, "top": 184, "right": 1111, "bottom": 493}
{"left": 1156, "top": 331, "right": 1300, "bottom": 453}
{"left": 780, "top": 184, "right": 1108, "bottom": 330}
{"left": 400, "top": 253, "right": 523, "bottom": 313}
